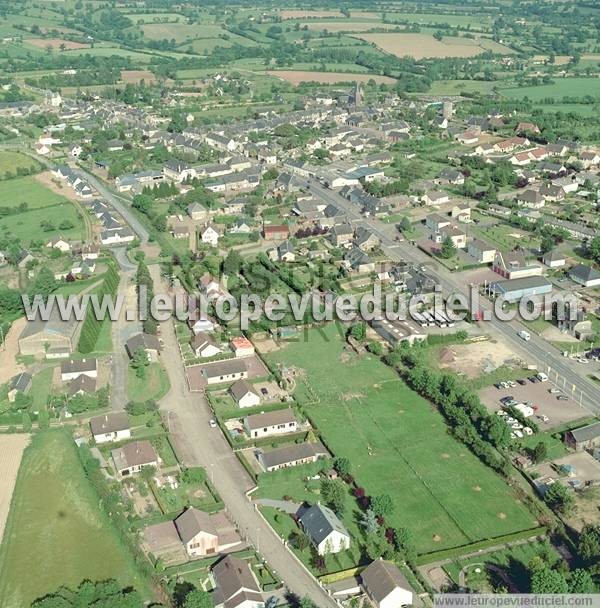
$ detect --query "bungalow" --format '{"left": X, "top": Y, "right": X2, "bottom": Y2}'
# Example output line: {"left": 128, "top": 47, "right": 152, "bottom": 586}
{"left": 46, "top": 237, "right": 71, "bottom": 253}
{"left": 230, "top": 379, "right": 261, "bottom": 409}
{"left": 171, "top": 225, "right": 190, "bottom": 240}
{"left": 200, "top": 224, "right": 220, "bottom": 246}
{"left": 569, "top": 264, "right": 600, "bottom": 288}
{"left": 202, "top": 359, "right": 248, "bottom": 385}
{"left": 244, "top": 408, "right": 298, "bottom": 439}
{"left": 8, "top": 372, "right": 32, "bottom": 403}
{"left": 258, "top": 442, "right": 329, "bottom": 472}
{"left": 174, "top": 507, "right": 219, "bottom": 558}
{"left": 515, "top": 122, "right": 540, "bottom": 135}
{"left": 125, "top": 333, "right": 161, "bottom": 361}
{"left": 437, "top": 168, "right": 465, "bottom": 185}
{"left": 455, "top": 130, "right": 479, "bottom": 145}
{"left": 262, "top": 224, "right": 289, "bottom": 241}
{"left": 467, "top": 239, "right": 496, "bottom": 264}
{"left": 516, "top": 189, "right": 545, "bottom": 209}
{"left": 190, "top": 332, "right": 221, "bottom": 358}
{"left": 542, "top": 249, "right": 566, "bottom": 269}
{"left": 422, "top": 190, "right": 449, "bottom": 206}
{"left": 496, "top": 136, "right": 529, "bottom": 153}
{"left": 60, "top": 358, "right": 97, "bottom": 382}
{"left": 211, "top": 555, "right": 264, "bottom": 608}
{"left": 90, "top": 412, "right": 131, "bottom": 444}
{"left": 298, "top": 503, "right": 351, "bottom": 555}
{"left": 361, "top": 559, "right": 414, "bottom": 608}
{"left": 231, "top": 336, "right": 255, "bottom": 358}
{"left": 111, "top": 440, "right": 159, "bottom": 478}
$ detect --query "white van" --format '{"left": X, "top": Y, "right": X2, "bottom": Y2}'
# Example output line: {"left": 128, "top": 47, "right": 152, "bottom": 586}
{"left": 536, "top": 372, "right": 549, "bottom": 382}
{"left": 518, "top": 330, "right": 531, "bottom": 341}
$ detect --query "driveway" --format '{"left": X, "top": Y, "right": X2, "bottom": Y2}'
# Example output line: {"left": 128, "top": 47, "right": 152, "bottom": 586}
{"left": 149, "top": 265, "right": 337, "bottom": 607}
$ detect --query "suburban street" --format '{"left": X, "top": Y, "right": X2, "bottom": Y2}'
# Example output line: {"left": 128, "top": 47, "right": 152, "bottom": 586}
{"left": 148, "top": 266, "right": 339, "bottom": 608}
{"left": 302, "top": 177, "right": 600, "bottom": 416}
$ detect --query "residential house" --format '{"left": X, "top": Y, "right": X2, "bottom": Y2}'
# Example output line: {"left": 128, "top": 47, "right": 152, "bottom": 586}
{"left": 354, "top": 226, "right": 380, "bottom": 251}
{"left": 200, "top": 224, "right": 220, "bottom": 246}
{"left": 244, "top": 408, "right": 298, "bottom": 439}
{"left": 125, "top": 333, "right": 161, "bottom": 361}
{"left": 298, "top": 503, "right": 351, "bottom": 555}
{"left": 68, "top": 374, "right": 96, "bottom": 397}
{"left": 540, "top": 183, "right": 566, "bottom": 202}
{"left": 230, "top": 380, "right": 261, "bottom": 409}
{"left": 111, "top": 440, "right": 159, "bottom": 478}
{"left": 422, "top": 190, "right": 449, "bottom": 206}
{"left": 565, "top": 422, "right": 600, "bottom": 452}
{"left": 344, "top": 247, "right": 375, "bottom": 274}
{"left": 202, "top": 359, "right": 248, "bottom": 385}
{"left": 7, "top": 372, "right": 32, "bottom": 403}
{"left": 516, "top": 189, "right": 545, "bottom": 209}
{"left": 90, "top": 412, "right": 131, "bottom": 444}
{"left": 190, "top": 332, "right": 221, "bottom": 358}
{"left": 61, "top": 358, "right": 98, "bottom": 382}
{"left": 271, "top": 240, "right": 296, "bottom": 263}
{"left": 329, "top": 223, "right": 354, "bottom": 246}
{"left": 437, "top": 168, "right": 465, "bottom": 185}
{"left": 46, "top": 237, "right": 71, "bottom": 253}
{"left": 468, "top": 239, "right": 496, "bottom": 264}
{"left": 262, "top": 224, "right": 289, "bottom": 241}
{"left": 438, "top": 225, "right": 466, "bottom": 249}
{"left": 542, "top": 250, "right": 566, "bottom": 269}
{"left": 425, "top": 213, "right": 451, "bottom": 232}
{"left": 361, "top": 559, "right": 414, "bottom": 608}
{"left": 569, "top": 264, "right": 600, "bottom": 288}
{"left": 163, "top": 160, "right": 196, "bottom": 183}
{"left": 174, "top": 507, "right": 219, "bottom": 557}
{"left": 258, "top": 442, "right": 329, "bottom": 472}
{"left": 187, "top": 203, "right": 208, "bottom": 221}
{"left": 211, "top": 555, "right": 264, "bottom": 608}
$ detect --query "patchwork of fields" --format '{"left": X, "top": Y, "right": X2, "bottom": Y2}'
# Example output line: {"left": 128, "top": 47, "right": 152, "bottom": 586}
{"left": 266, "top": 324, "right": 538, "bottom": 555}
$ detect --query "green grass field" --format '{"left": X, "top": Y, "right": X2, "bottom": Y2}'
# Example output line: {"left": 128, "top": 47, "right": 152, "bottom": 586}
{"left": 501, "top": 77, "right": 600, "bottom": 101}
{"left": 0, "top": 176, "right": 86, "bottom": 242}
{"left": 265, "top": 324, "right": 538, "bottom": 555}
{"left": 127, "top": 362, "right": 170, "bottom": 402}
{"left": 428, "top": 79, "right": 497, "bottom": 95}
{"left": 0, "top": 431, "right": 150, "bottom": 607}
{"left": 0, "top": 151, "right": 40, "bottom": 175}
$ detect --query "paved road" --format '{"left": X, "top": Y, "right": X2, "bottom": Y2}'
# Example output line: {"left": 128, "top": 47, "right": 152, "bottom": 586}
{"left": 149, "top": 266, "right": 338, "bottom": 608}
{"left": 302, "top": 177, "right": 600, "bottom": 416}
{"left": 74, "top": 166, "right": 149, "bottom": 244}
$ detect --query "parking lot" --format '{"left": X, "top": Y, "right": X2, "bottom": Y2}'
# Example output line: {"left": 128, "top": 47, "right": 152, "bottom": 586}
{"left": 479, "top": 377, "right": 590, "bottom": 430}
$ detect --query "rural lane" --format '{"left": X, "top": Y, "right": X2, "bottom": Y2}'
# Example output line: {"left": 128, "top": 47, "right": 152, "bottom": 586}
{"left": 149, "top": 265, "right": 338, "bottom": 608}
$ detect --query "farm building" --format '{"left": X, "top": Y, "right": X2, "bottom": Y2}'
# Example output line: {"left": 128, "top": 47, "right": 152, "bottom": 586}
{"left": 488, "top": 276, "right": 552, "bottom": 303}
{"left": 565, "top": 422, "right": 600, "bottom": 452}
{"left": 18, "top": 309, "right": 80, "bottom": 357}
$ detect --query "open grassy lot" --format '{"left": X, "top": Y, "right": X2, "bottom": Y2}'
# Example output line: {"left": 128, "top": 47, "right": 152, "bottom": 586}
{"left": 501, "top": 77, "right": 600, "bottom": 101}
{"left": 0, "top": 152, "right": 40, "bottom": 175}
{"left": 140, "top": 22, "right": 226, "bottom": 42}
{"left": 428, "top": 79, "right": 497, "bottom": 95}
{"left": 0, "top": 176, "right": 85, "bottom": 243}
{"left": 265, "top": 324, "right": 537, "bottom": 556}
{"left": 356, "top": 33, "right": 513, "bottom": 59}
{"left": 127, "top": 362, "right": 170, "bottom": 402}
{"left": 0, "top": 430, "right": 150, "bottom": 607}
{"left": 266, "top": 70, "right": 396, "bottom": 85}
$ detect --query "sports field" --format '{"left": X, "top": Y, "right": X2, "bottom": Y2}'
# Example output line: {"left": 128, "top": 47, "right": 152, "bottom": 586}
{"left": 0, "top": 431, "right": 149, "bottom": 607}
{"left": 265, "top": 324, "right": 538, "bottom": 555}
{"left": 0, "top": 176, "right": 85, "bottom": 242}
{"left": 501, "top": 77, "right": 600, "bottom": 101}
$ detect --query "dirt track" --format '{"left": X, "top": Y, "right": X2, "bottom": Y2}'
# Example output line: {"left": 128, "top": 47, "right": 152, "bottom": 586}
{"left": 0, "top": 434, "right": 30, "bottom": 542}
{"left": 0, "top": 317, "right": 26, "bottom": 385}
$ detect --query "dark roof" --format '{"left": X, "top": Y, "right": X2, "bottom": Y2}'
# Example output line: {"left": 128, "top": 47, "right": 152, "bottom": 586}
{"left": 112, "top": 440, "right": 157, "bottom": 469}
{"left": 202, "top": 359, "right": 247, "bottom": 379}
{"left": 244, "top": 408, "right": 297, "bottom": 431}
{"left": 174, "top": 507, "right": 217, "bottom": 543}
{"left": 260, "top": 442, "right": 328, "bottom": 470}
{"left": 68, "top": 374, "right": 96, "bottom": 396}
{"left": 90, "top": 412, "right": 129, "bottom": 436}
{"left": 230, "top": 379, "right": 259, "bottom": 401}
{"left": 211, "top": 555, "right": 261, "bottom": 606}
{"left": 569, "top": 422, "right": 600, "bottom": 443}
{"left": 125, "top": 333, "right": 161, "bottom": 357}
{"left": 298, "top": 503, "right": 350, "bottom": 545}
{"left": 9, "top": 372, "right": 32, "bottom": 392}
{"left": 61, "top": 358, "right": 97, "bottom": 375}
{"left": 361, "top": 559, "right": 413, "bottom": 602}
{"left": 569, "top": 264, "right": 600, "bottom": 283}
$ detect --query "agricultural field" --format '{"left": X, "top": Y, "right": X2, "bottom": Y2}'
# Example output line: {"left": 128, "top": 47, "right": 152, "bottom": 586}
{"left": 0, "top": 151, "right": 40, "bottom": 176}
{"left": 356, "top": 33, "right": 514, "bottom": 59}
{"left": 139, "top": 22, "right": 226, "bottom": 43}
{"left": 428, "top": 79, "right": 497, "bottom": 95}
{"left": 500, "top": 77, "right": 600, "bottom": 101}
{"left": 24, "top": 38, "right": 88, "bottom": 50}
{"left": 266, "top": 70, "right": 397, "bottom": 85}
{"left": 0, "top": 431, "right": 150, "bottom": 608}
{"left": 301, "top": 21, "right": 402, "bottom": 33}
{"left": 265, "top": 324, "right": 538, "bottom": 556}
{"left": 0, "top": 435, "right": 30, "bottom": 542}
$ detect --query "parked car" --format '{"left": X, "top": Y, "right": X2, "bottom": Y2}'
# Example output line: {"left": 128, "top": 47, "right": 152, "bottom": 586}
{"left": 517, "top": 379, "right": 528, "bottom": 386}
{"left": 209, "top": 419, "right": 217, "bottom": 428}
{"left": 514, "top": 429, "right": 524, "bottom": 438}
{"left": 538, "top": 414, "right": 549, "bottom": 422}
{"left": 549, "top": 388, "right": 561, "bottom": 394}
{"left": 500, "top": 396, "right": 514, "bottom": 404}
{"left": 557, "top": 395, "right": 568, "bottom": 401}
{"left": 529, "top": 376, "right": 540, "bottom": 383}
{"left": 523, "top": 427, "right": 533, "bottom": 436}
{"left": 536, "top": 372, "right": 549, "bottom": 382}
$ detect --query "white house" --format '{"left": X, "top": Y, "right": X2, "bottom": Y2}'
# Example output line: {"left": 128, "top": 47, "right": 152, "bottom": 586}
{"left": 231, "top": 336, "right": 255, "bottom": 358}
{"left": 46, "top": 237, "right": 71, "bottom": 253}
{"left": 90, "top": 412, "right": 131, "bottom": 444}
{"left": 422, "top": 190, "right": 449, "bottom": 206}
{"left": 299, "top": 503, "right": 351, "bottom": 555}
{"left": 190, "top": 332, "right": 221, "bottom": 358}
{"left": 361, "top": 559, "right": 414, "bottom": 608}
{"left": 200, "top": 224, "right": 220, "bottom": 246}
{"left": 243, "top": 408, "right": 298, "bottom": 439}
{"left": 569, "top": 264, "right": 600, "bottom": 288}
{"left": 211, "top": 555, "right": 264, "bottom": 608}
{"left": 230, "top": 379, "right": 261, "bottom": 408}
{"left": 60, "top": 358, "right": 97, "bottom": 382}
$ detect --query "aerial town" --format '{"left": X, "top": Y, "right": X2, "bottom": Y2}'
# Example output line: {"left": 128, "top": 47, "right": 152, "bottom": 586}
{"left": 0, "top": 1, "right": 599, "bottom": 607}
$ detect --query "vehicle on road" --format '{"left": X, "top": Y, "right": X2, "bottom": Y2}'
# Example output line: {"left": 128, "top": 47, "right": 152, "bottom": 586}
{"left": 557, "top": 395, "right": 568, "bottom": 401}
{"left": 209, "top": 419, "right": 217, "bottom": 428}
{"left": 538, "top": 414, "right": 549, "bottom": 422}
{"left": 518, "top": 330, "right": 531, "bottom": 341}
{"left": 536, "top": 372, "right": 549, "bottom": 382}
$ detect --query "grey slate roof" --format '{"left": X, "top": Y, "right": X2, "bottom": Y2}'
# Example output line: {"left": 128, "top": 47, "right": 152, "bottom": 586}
{"left": 569, "top": 422, "right": 600, "bottom": 443}
{"left": 361, "top": 559, "right": 413, "bottom": 602}
{"left": 174, "top": 507, "right": 217, "bottom": 543}
{"left": 299, "top": 503, "right": 350, "bottom": 546}
{"left": 90, "top": 412, "right": 129, "bottom": 436}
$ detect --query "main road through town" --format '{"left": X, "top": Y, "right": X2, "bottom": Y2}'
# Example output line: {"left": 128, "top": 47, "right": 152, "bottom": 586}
{"left": 300, "top": 177, "right": 600, "bottom": 416}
